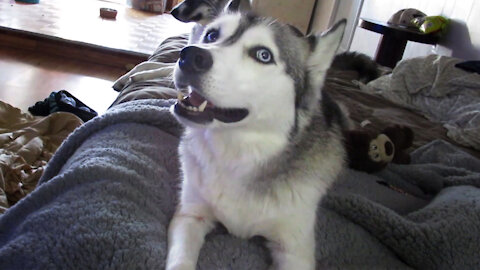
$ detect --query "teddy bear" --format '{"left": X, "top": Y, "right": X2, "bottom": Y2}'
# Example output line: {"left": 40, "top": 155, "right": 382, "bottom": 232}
{"left": 343, "top": 125, "right": 414, "bottom": 173}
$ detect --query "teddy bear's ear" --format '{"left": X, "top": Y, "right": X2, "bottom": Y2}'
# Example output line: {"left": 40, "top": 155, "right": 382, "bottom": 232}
{"left": 382, "top": 125, "right": 414, "bottom": 149}
{"left": 382, "top": 125, "right": 413, "bottom": 165}
{"left": 344, "top": 130, "right": 371, "bottom": 147}
{"left": 392, "top": 152, "right": 411, "bottom": 164}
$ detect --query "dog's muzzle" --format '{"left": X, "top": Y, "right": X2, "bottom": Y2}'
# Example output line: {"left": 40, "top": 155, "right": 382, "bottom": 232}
{"left": 179, "top": 46, "right": 213, "bottom": 74}
{"left": 173, "top": 46, "right": 249, "bottom": 125}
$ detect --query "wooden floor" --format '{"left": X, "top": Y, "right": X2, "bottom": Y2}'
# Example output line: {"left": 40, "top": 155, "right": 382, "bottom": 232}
{"left": 0, "top": 0, "right": 192, "bottom": 115}
{"left": 0, "top": 0, "right": 193, "bottom": 56}
{"left": 0, "top": 45, "right": 125, "bottom": 114}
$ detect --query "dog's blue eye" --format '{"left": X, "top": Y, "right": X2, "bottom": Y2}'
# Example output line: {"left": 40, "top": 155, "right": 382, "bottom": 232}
{"left": 257, "top": 49, "right": 271, "bottom": 62}
{"left": 250, "top": 47, "right": 274, "bottom": 64}
{"left": 204, "top": 29, "right": 219, "bottom": 43}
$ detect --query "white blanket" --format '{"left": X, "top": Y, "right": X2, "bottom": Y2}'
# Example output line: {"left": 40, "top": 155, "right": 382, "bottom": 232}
{"left": 362, "top": 55, "right": 480, "bottom": 150}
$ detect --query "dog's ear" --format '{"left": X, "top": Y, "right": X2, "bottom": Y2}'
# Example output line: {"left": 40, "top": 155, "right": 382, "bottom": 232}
{"left": 307, "top": 19, "right": 346, "bottom": 91}
{"left": 225, "top": 0, "right": 251, "bottom": 13}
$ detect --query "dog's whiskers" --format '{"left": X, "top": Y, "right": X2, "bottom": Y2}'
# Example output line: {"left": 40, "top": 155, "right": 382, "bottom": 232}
{"left": 267, "top": 18, "right": 278, "bottom": 27}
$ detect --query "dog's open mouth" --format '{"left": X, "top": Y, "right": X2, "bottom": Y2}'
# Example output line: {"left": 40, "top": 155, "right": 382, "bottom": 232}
{"left": 174, "top": 90, "right": 249, "bottom": 124}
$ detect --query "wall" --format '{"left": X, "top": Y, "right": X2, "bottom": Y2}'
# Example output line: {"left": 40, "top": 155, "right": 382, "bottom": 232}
{"left": 310, "top": 0, "right": 337, "bottom": 33}
{"left": 330, "top": 0, "right": 364, "bottom": 52}
{"left": 253, "top": 0, "right": 316, "bottom": 34}
{"left": 350, "top": 0, "right": 480, "bottom": 61}
{"left": 254, "top": 0, "right": 363, "bottom": 44}
{"left": 310, "top": 0, "right": 363, "bottom": 52}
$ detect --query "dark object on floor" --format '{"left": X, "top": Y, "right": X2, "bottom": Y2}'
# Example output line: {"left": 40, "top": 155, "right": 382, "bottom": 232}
{"left": 15, "top": 0, "right": 39, "bottom": 3}
{"left": 455, "top": 61, "right": 480, "bottom": 74}
{"left": 28, "top": 90, "right": 98, "bottom": 122}
{"left": 100, "top": 8, "right": 117, "bottom": 19}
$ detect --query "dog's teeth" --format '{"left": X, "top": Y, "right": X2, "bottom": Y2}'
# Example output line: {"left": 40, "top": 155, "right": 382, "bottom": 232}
{"left": 177, "top": 92, "right": 184, "bottom": 101}
{"left": 198, "top": 101, "right": 208, "bottom": 112}
{"left": 188, "top": 106, "right": 198, "bottom": 112}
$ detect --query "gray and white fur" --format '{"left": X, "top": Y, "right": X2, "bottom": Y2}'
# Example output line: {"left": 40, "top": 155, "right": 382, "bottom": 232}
{"left": 167, "top": 11, "right": 348, "bottom": 270}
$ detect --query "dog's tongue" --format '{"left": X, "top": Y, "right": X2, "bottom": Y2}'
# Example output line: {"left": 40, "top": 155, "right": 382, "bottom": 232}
{"left": 189, "top": 91, "right": 207, "bottom": 107}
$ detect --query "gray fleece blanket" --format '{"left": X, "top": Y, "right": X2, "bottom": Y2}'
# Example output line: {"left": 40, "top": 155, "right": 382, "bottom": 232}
{"left": 0, "top": 99, "right": 479, "bottom": 269}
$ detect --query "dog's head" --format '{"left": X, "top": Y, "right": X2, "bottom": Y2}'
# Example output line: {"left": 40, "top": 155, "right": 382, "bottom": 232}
{"left": 171, "top": 0, "right": 251, "bottom": 25}
{"left": 171, "top": 13, "right": 346, "bottom": 133}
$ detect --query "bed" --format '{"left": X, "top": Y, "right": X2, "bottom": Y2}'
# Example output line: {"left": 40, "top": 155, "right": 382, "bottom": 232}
{"left": 0, "top": 34, "right": 479, "bottom": 269}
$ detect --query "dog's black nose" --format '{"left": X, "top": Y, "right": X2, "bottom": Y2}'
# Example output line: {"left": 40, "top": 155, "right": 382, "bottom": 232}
{"left": 179, "top": 46, "right": 213, "bottom": 73}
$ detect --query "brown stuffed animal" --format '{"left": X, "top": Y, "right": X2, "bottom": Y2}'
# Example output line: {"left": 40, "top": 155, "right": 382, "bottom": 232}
{"left": 344, "top": 125, "right": 414, "bottom": 173}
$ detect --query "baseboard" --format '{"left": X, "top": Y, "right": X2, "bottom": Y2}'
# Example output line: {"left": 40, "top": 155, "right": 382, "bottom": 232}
{"left": 0, "top": 27, "right": 148, "bottom": 70}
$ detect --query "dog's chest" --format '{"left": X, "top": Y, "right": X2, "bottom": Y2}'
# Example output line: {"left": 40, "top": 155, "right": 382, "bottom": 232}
{"left": 180, "top": 131, "right": 312, "bottom": 238}
{"left": 179, "top": 132, "right": 327, "bottom": 239}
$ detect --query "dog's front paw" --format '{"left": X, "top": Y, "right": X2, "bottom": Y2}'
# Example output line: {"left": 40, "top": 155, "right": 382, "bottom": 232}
{"left": 166, "top": 261, "right": 195, "bottom": 270}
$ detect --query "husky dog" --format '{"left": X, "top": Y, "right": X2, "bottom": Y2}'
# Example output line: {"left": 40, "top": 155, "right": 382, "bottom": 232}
{"left": 167, "top": 11, "right": 348, "bottom": 270}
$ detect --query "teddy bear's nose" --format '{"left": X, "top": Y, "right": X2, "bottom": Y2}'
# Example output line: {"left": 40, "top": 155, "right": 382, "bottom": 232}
{"left": 385, "top": 141, "right": 394, "bottom": 156}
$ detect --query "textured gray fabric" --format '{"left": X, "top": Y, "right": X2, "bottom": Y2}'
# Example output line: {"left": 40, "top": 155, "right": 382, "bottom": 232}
{"left": 0, "top": 99, "right": 479, "bottom": 269}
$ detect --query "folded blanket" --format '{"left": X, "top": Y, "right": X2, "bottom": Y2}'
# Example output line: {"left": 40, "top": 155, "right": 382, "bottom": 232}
{"left": 0, "top": 99, "right": 479, "bottom": 269}
{"left": 110, "top": 34, "right": 188, "bottom": 106}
